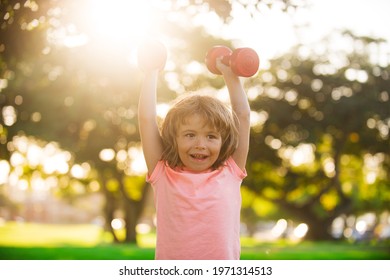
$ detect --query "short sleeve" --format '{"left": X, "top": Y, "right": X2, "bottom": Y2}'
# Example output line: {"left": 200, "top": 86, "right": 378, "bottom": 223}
{"left": 146, "top": 161, "right": 165, "bottom": 184}
{"left": 226, "top": 157, "right": 247, "bottom": 180}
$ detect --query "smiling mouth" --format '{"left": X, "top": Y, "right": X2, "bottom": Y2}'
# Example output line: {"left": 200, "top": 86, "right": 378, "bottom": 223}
{"left": 190, "top": 154, "right": 208, "bottom": 160}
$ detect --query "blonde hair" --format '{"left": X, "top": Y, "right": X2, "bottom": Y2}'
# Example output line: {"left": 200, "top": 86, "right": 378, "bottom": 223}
{"left": 161, "top": 94, "right": 239, "bottom": 169}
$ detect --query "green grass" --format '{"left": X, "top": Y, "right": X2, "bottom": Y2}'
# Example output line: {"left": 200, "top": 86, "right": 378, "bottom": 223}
{"left": 0, "top": 222, "right": 389, "bottom": 260}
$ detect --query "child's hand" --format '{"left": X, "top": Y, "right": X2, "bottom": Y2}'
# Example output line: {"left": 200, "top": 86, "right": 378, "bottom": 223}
{"left": 138, "top": 39, "right": 167, "bottom": 73}
{"left": 216, "top": 57, "right": 239, "bottom": 79}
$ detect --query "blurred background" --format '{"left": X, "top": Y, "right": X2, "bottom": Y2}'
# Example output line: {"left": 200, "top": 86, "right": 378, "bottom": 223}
{"left": 0, "top": 0, "right": 389, "bottom": 259}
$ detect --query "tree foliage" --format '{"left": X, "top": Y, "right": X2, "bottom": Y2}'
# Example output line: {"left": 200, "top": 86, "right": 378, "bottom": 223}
{"left": 1, "top": 0, "right": 389, "bottom": 242}
{"left": 245, "top": 33, "right": 390, "bottom": 239}
{"left": 0, "top": 0, "right": 239, "bottom": 243}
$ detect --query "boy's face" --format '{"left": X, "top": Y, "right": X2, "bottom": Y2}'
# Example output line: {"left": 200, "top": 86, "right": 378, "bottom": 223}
{"left": 176, "top": 114, "right": 222, "bottom": 172}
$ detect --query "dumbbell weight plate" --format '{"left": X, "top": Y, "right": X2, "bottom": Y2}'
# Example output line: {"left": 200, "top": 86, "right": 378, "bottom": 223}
{"left": 137, "top": 39, "right": 167, "bottom": 72}
{"left": 205, "top": 46, "right": 233, "bottom": 75}
{"left": 230, "top": 48, "right": 259, "bottom": 77}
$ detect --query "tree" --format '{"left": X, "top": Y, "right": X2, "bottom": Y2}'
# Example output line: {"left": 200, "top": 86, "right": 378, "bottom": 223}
{"left": 6, "top": 0, "right": 386, "bottom": 243}
{"left": 245, "top": 32, "right": 390, "bottom": 240}
{"left": 2, "top": 0, "right": 279, "bottom": 243}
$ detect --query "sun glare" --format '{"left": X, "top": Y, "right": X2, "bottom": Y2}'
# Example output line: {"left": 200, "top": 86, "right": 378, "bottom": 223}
{"left": 85, "top": 0, "right": 154, "bottom": 42}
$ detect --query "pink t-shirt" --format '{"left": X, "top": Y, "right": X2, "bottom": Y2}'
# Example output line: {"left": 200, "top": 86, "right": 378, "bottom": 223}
{"left": 147, "top": 157, "right": 246, "bottom": 260}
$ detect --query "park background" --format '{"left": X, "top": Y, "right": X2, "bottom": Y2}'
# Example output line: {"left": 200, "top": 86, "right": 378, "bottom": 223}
{"left": 0, "top": 0, "right": 389, "bottom": 259}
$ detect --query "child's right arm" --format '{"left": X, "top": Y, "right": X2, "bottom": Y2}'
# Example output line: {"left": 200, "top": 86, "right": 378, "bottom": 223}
{"left": 138, "top": 70, "right": 164, "bottom": 174}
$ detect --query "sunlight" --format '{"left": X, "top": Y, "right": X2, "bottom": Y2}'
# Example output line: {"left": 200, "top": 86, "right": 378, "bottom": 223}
{"left": 17, "top": 179, "right": 28, "bottom": 192}
{"left": 111, "top": 218, "right": 125, "bottom": 230}
{"left": 293, "top": 223, "right": 309, "bottom": 239}
{"left": 156, "top": 103, "right": 171, "bottom": 119}
{"left": 84, "top": 0, "right": 154, "bottom": 42}
{"left": 249, "top": 111, "right": 268, "bottom": 127}
{"left": 365, "top": 172, "right": 377, "bottom": 185}
{"left": 345, "top": 68, "right": 368, "bottom": 83}
{"left": 99, "top": 148, "right": 115, "bottom": 162}
{"left": 356, "top": 220, "right": 367, "bottom": 234}
{"left": 42, "top": 152, "right": 70, "bottom": 175}
{"left": 290, "top": 144, "right": 315, "bottom": 167}
{"left": 2, "top": 106, "right": 17, "bottom": 126}
{"left": 271, "top": 219, "right": 287, "bottom": 238}
{"left": 280, "top": 143, "right": 315, "bottom": 167}
{"left": 323, "top": 157, "right": 336, "bottom": 178}
{"left": 26, "top": 144, "right": 42, "bottom": 167}
{"left": 0, "top": 160, "right": 10, "bottom": 184}
{"left": 127, "top": 146, "right": 147, "bottom": 176}
{"left": 31, "top": 176, "right": 48, "bottom": 193}
{"left": 136, "top": 223, "right": 152, "bottom": 234}
{"left": 49, "top": 0, "right": 160, "bottom": 53}
{"left": 0, "top": 78, "right": 8, "bottom": 91}
{"left": 71, "top": 164, "right": 88, "bottom": 179}
{"left": 364, "top": 153, "right": 385, "bottom": 184}
{"left": 10, "top": 152, "right": 25, "bottom": 167}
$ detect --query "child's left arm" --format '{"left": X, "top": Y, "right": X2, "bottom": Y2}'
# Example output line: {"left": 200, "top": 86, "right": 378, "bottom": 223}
{"left": 216, "top": 59, "right": 250, "bottom": 171}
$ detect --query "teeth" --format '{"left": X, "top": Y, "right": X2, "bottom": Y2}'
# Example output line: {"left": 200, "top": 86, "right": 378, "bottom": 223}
{"left": 192, "top": 154, "right": 207, "bottom": 159}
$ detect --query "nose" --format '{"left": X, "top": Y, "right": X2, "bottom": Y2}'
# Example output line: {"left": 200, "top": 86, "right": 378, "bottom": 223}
{"left": 194, "top": 137, "right": 206, "bottom": 150}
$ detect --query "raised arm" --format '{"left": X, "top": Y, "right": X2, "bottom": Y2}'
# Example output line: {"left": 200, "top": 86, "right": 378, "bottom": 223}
{"left": 138, "top": 70, "right": 164, "bottom": 174}
{"left": 216, "top": 59, "right": 251, "bottom": 171}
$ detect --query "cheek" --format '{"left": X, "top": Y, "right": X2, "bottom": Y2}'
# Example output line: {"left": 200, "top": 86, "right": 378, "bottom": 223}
{"left": 212, "top": 140, "right": 223, "bottom": 153}
{"left": 176, "top": 138, "right": 189, "bottom": 152}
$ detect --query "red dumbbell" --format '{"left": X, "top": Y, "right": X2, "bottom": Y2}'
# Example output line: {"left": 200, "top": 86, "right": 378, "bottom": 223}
{"left": 205, "top": 46, "right": 259, "bottom": 77}
{"left": 137, "top": 39, "right": 167, "bottom": 72}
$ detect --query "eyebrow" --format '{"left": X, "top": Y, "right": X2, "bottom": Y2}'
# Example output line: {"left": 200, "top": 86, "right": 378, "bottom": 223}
{"left": 179, "top": 129, "right": 220, "bottom": 135}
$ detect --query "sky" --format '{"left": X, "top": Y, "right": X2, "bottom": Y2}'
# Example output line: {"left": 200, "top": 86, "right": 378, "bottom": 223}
{"left": 220, "top": 0, "right": 390, "bottom": 63}
{"left": 303, "top": 0, "right": 390, "bottom": 42}
{"left": 62, "top": 0, "right": 390, "bottom": 67}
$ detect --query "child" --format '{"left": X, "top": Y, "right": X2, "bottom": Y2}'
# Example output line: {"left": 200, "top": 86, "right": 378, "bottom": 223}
{"left": 138, "top": 57, "right": 250, "bottom": 260}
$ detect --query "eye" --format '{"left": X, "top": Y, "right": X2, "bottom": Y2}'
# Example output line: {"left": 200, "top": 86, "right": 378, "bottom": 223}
{"left": 207, "top": 134, "right": 219, "bottom": 140}
{"left": 185, "top": 133, "right": 195, "bottom": 138}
